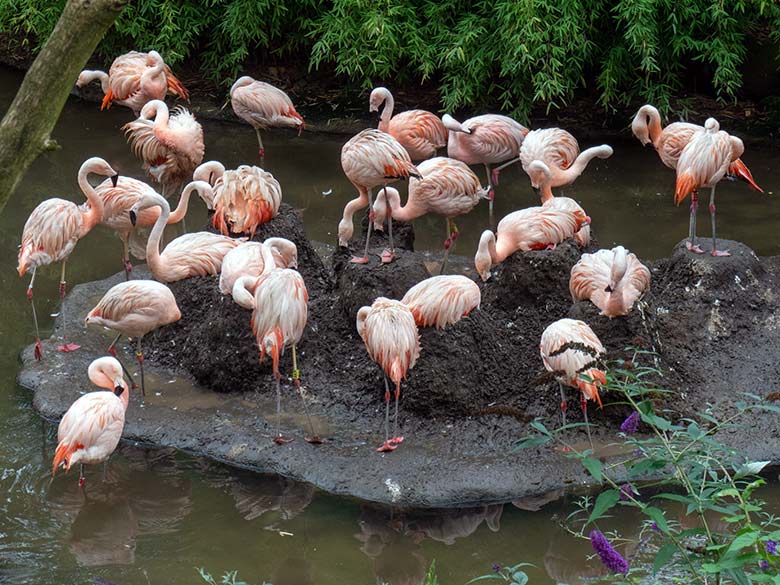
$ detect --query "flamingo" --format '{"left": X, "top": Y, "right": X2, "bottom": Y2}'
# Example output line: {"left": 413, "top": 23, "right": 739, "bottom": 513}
{"left": 369, "top": 87, "right": 448, "bottom": 161}
{"left": 525, "top": 160, "right": 592, "bottom": 247}
{"left": 85, "top": 280, "right": 181, "bottom": 396}
{"left": 128, "top": 191, "right": 245, "bottom": 283}
{"left": 540, "top": 318, "right": 606, "bottom": 445}
{"left": 52, "top": 357, "right": 130, "bottom": 488}
{"left": 18, "top": 157, "right": 119, "bottom": 359}
{"left": 570, "top": 246, "right": 651, "bottom": 317}
{"left": 123, "top": 100, "right": 204, "bottom": 197}
{"left": 231, "top": 245, "right": 318, "bottom": 444}
{"left": 229, "top": 76, "right": 305, "bottom": 159}
{"left": 219, "top": 238, "right": 298, "bottom": 297}
{"left": 371, "top": 157, "right": 487, "bottom": 270}
{"left": 338, "top": 129, "right": 420, "bottom": 264}
{"left": 194, "top": 161, "right": 282, "bottom": 238}
{"left": 674, "top": 118, "right": 736, "bottom": 256}
{"left": 97, "top": 177, "right": 214, "bottom": 279}
{"left": 77, "top": 51, "right": 189, "bottom": 116}
{"left": 441, "top": 114, "right": 529, "bottom": 216}
{"left": 401, "top": 275, "right": 481, "bottom": 329}
{"left": 474, "top": 205, "right": 590, "bottom": 281}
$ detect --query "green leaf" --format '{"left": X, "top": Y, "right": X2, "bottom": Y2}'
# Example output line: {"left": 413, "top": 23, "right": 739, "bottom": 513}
{"left": 581, "top": 457, "right": 603, "bottom": 483}
{"left": 643, "top": 507, "right": 669, "bottom": 534}
{"left": 653, "top": 543, "right": 677, "bottom": 575}
{"left": 512, "top": 435, "right": 552, "bottom": 451}
{"left": 588, "top": 489, "right": 620, "bottom": 525}
{"left": 725, "top": 530, "right": 759, "bottom": 555}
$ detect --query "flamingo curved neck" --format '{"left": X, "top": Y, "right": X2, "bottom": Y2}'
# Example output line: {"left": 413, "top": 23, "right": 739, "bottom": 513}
{"left": 379, "top": 89, "right": 394, "bottom": 123}
{"left": 168, "top": 186, "right": 195, "bottom": 223}
{"left": 79, "top": 167, "right": 105, "bottom": 234}
{"left": 232, "top": 276, "right": 258, "bottom": 310}
{"left": 83, "top": 70, "right": 109, "bottom": 93}
{"left": 479, "top": 231, "right": 502, "bottom": 265}
{"left": 378, "top": 188, "right": 417, "bottom": 222}
{"left": 147, "top": 197, "right": 171, "bottom": 275}
{"left": 539, "top": 181, "right": 554, "bottom": 203}
{"left": 642, "top": 106, "right": 663, "bottom": 147}
{"left": 604, "top": 276, "right": 627, "bottom": 315}
{"left": 342, "top": 186, "right": 370, "bottom": 225}
{"left": 557, "top": 147, "right": 608, "bottom": 184}
{"left": 152, "top": 103, "right": 170, "bottom": 127}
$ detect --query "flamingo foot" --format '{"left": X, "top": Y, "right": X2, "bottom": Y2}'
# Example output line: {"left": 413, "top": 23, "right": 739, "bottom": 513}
{"left": 491, "top": 168, "right": 501, "bottom": 186}
{"left": 686, "top": 242, "right": 705, "bottom": 254}
{"left": 376, "top": 440, "right": 398, "bottom": 452}
{"left": 305, "top": 436, "right": 324, "bottom": 444}
{"left": 389, "top": 435, "right": 404, "bottom": 446}
{"left": 107, "top": 345, "right": 117, "bottom": 357}
{"left": 711, "top": 249, "right": 731, "bottom": 257}
{"left": 34, "top": 340, "right": 43, "bottom": 361}
{"left": 78, "top": 477, "right": 86, "bottom": 488}
{"left": 380, "top": 248, "right": 395, "bottom": 264}
{"left": 350, "top": 255, "right": 369, "bottom": 264}
{"left": 57, "top": 343, "right": 81, "bottom": 353}
{"left": 487, "top": 187, "right": 495, "bottom": 201}
{"left": 26, "top": 287, "right": 33, "bottom": 301}
{"left": 124, "top": 261, "right": 133, "bottom": 274}
{"left": 259, "top": 148, "right": 265, "bottom": 159}
{"left": 273, "top": 434, "right": 294, "bottom": 445}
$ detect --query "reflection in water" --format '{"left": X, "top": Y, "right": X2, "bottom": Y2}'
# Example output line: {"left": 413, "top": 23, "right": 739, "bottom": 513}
{"left": 230, "top": 474, "right": 315, "bottom": 522}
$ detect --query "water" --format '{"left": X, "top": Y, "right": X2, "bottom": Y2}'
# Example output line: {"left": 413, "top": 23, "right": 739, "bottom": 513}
{"left": 1, "top": 66, "right": 779, "bottom": 584}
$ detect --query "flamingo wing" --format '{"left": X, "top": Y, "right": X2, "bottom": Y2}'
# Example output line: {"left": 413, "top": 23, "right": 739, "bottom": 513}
{"left": 401, "top": 275, "right": 481, "bottom": 329}
{"left": 232, "top": 81, "right": 303, "bottom": 129}
{"left": 358, "top": 298, "right": 420, "bottom": 384}
{"left": 18, "top": 199, "right": 82, "bottom": 274}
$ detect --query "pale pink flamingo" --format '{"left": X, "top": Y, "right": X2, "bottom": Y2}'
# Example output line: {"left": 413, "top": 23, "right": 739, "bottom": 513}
{"left": 371, "top": 157, "right": 487, "bottom": 269}
{"left": 230, "top": 76, "right": 305, "bottom": 158}
{"left": 570, "top": 246, "right": 651, "bottom": 317}
{"left": 18, "top": 157, "right": 119, "bottom": 359}
{"left": 338, "top": 129, "right": 420, "bottom": 264}
{"left": 52, "top": 357, "right": 130, "bottom": 487}
{"left": 129, "top": 191, "right": 245, "bottom": 283}
{"left": 674, "top": 118, "right": 736, "bottom": 256}
{"left": 85, "top": 280, "right": 181, "bottom": 396}
{"left": 97, "top": 177, "right": 214, "bottom": 278}
{"left": 525, "top": 160, "right": 592, "bottom": 247}
{"left": 192, "top": 161, "right": 281, "bottom": 237}
{"left": 441, "top": 114, "right": 529, "bottom": 216}
{"left": 219, "top": 238, "right": 298, "bottom": 297}
{"left": 123, "top": 100, "right": 204, "bottom": 197}
{"left": 369, "top": 87, "right": 448, "bottom": 161}
{"left": 540, "top": 318, "right": 606, "bottom": 445}
{"left": 474, "top": 205, "right": 590, "bottom": 281}
{"left": 401, "top": 275, "right": 481, "bottom": 329}
{"left": 232, "top": 244, "right": 317, "bottom": 444}
{"left": 77, "top": 51, "right": 189, "bottom": 116}
{"left": 356, "top": 297, "right": 421, "bottom": 452}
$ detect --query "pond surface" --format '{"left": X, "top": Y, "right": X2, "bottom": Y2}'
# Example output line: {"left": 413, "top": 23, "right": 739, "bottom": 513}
{"left": 1, "top": 67, "right": 779, "bottom": 584}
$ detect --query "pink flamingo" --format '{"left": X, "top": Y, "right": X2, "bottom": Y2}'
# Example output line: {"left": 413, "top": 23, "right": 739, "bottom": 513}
{"left": 230, "top": 76, "right": 305, "bottom": 158}
{"left": 85, "top": 280, "right": 181, "bottom": 396}
{"left": 369, "top": 87, "right": 448, "bottom": 161}
{"left": 97, "top": 177, "right": 214, "bottom": 278}
{"left": 338, "top": 129, "right": 420, "bottom": 264}
{"left": 129, "top": 191, "right": 245, "bottom": 283}
{"left": 570, "top": 246, "right": 651, "bottom": 317}
{"left": 232, "top": 245, "right": 317, "bottom": 444}
{"left": 123, "top": 100, "right": 204, "bottom": 197}
{"left": 674, "top": 118, "right": 737, "bottom": 256}
{"left": 441, "top": 114, "right": 529, "bottom": 216}
{"left": 193, "top": 161, "right": 282, "bottom": 238}
{"left": 540, "top": 318, "right": 606, "bottom": 444}
{"left": 77, "top": 51, "right": 189, "bottom": 116}
{"left": 18, "top": 157, "right": 118, "bottom": 359}
{"left": 474, "top": 205, "right": 590, "bottom": 281}
{"left": 219, "top": 238, "right": 298, "bottom": 297}
{"left": 356, "top": 298, "right": 420, "bottom": 452}
{"left": 371, "top": 157, "right": 487, "bottom": 269}
{"left": 52, "top": 357, "right": 130, "bottom": 487}
{"left": 401, "top": 275, "right": 481, "bottom": 329}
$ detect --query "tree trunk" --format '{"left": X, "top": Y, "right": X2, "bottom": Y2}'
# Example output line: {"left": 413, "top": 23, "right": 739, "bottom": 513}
{"left": 0, "top": 0, "right": 127, "bottom": 213}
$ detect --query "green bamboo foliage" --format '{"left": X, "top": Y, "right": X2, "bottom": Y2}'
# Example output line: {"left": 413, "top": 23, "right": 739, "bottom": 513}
{"left": 1, "top": 0, "right": 779, "bottom": 118}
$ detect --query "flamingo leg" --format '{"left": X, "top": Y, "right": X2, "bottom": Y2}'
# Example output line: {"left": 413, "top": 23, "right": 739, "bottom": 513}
{"left": 135, "top": 337, "right": 146, "bottom": 397}
{"left": 709, "top": 186, "right": 730, "bottom": 256}
{"left": 491, "top": 156, "right": 520, "bottom": 184}
{"left": 559, "top": 382, "right": 567, "bottom": 428}
{"left": 686, "top": 190, "right": 704, "bottom": 254}
{"left": 581, "top": 395, "right": 594, "bottom": 451}
{"left": 484, "top": 165, "right": 495, "bottom": 219}
{"left": 255, "top": 128, "right": 265, "bottom": 160}
{"left": 57, "top": 261, "right": 81, "bottom": 353}
{"left": 292, "top": 344, "right": 322, "bottom": 444}
{"left": 27, "top": 267, "right": 43, "bottom": 361}
{"left": 107, "top": 333, "right": 139, "bottom": 390}
{"left": 121, "top": 235, "right": 133, "bottom": 280}
{"left": 391, "top": 382, "right": 404, "bottom": 446}
{"left": 273, "top": 369, "right": 294, "bottom": 445}
{"left": 351, "top": 188, "right": 374, "bottom": 264}
{"left": 78, "top": 464, "right": 85, "bottom": 489}
{"left": 380, "top": 186, "right": 395, "bottom": 264}
{"left": 376, "top": 376, "right": 396, "bottom": 452}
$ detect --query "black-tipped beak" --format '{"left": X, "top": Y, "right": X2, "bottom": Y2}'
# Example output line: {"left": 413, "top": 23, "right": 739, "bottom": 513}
{"left": 111, "top": 174, "right": 119, "bottom": 187}
{"left": 208, "top": 172, "right": 213, "bottom": 184}
{"left": 605, "top": 285, "right": 613, "bottom": 293}
{"left": 129, "top": 210, "right": 137, "bottom": 226}
{"left": 114, "top": 385, "right": 125, "bottom": 396}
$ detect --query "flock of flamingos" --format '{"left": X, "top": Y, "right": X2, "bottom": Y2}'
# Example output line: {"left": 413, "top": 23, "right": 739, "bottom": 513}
{"left": 15, "top": 50, "right": 763, "bottom": 485}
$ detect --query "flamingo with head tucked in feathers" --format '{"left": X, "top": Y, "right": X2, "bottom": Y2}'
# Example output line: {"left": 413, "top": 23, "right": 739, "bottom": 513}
{"left": 369, "top": 87, "right": 448, "bottom": 161}
{"left": 219, "top": 238, "right": 298, "bottom": 298}
{"left": 338, "top": 129, "right": 420, "bottom": 264}
{"left": 18, "top": 157, "right": 119, "bottom": 359}
{"left": 52, "top": 357, "right": 130, "bottom": 488}
{"left": 77, "top": 51, "right": 188, "bottom": 116}
{"left": 401, "top": 275, "right": 481, "bottom": 329}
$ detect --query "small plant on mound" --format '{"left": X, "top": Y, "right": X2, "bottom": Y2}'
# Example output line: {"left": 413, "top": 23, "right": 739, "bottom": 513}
{"left": 516, "top": 350, "right": 780, "bottom": 583}
{"left": 197, "top": 568, "right": 270, "bottom": 585}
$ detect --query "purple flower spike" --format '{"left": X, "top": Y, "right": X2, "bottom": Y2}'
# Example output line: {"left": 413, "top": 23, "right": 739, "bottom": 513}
{"left": 651, "top": 521, "right": 659, "bottom": 532}
{"left": 760, "top": 560, "right": 769, "bottom": 571}
{"left": 619, "top": 483, "right": 638, "bottom": 501}
{"left": 590, "top": 529, "right": 630, "bottom": 574}
{"left": 620, "top": 412, "right": 640, "bottom": 434}
{"left": 491, "top": 563, "right": 502, "bottom": 573}
{"left": 767, "top": 540, "right": 778, "bottom": 555}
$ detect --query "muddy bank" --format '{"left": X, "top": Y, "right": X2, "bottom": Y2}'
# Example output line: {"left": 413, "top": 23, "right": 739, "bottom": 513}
{"left": 17, "top": 205, "right": 780, "bottom": 507}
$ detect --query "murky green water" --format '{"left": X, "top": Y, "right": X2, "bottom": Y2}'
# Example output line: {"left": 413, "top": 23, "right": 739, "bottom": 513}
{"left": 1, "top": 67, "right": 779, "bottom": 584}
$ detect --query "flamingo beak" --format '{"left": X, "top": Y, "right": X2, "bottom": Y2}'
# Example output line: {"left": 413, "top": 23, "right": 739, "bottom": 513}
{"left": 129, "top": 210, "right": 137, "bottom": 226}
{"left": 208, "top": 172, "right": 214, "bottom": 184}
{"left": 605, "top": 285, "right": 613, "bottom": 293}
{"left": 111, "top": 174, "right": 119, "bottom": 187}
{"left": 114, "top": 385, "right": 125, "bottom": 396}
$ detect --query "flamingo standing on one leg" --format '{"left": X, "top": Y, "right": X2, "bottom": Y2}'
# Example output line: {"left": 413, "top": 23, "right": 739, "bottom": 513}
{"left": 229, "top": 76, "right": 305, "bottom": 159}
{"left": 369, "top": 87, "right": 448, "bottom": 161}
{"left": 474, "top": 205, "right": 590, "bottom": 281}
{"left": 674, "top": 118, "right": 735, "bottom": 256}
{"left": 338, "top": 129, "right": 420, "bottom": 264}
{"left": 356, "top": 298, "right": 420, "bottom": 452}
{"left": 401, "top": 275, "right": 481, "bottom": 329}
{"left": 371, "top": 157, "right": 487, "bottom": 270}
{"left": 129, "top": 191, "right": 245, "bottom": 283}
{"left": 123, "top": 100, "right": 204, "bottom": 197}
{"left": 52, "top": 357, "right": 130, "bottom": 488}
{"left": 85, "top": 280, "right": 181, "bottom": 396}
{"left": 570, "top": 246, "right": 651, "bottom": 317}
{"left": 17, "top": 157, "right": 119, "bottom": 359}
{"left": 219, "top": 238, "right": 297, "bottom": 298}
{"left": 540, "top": 318, "right": 606, "bottom": 446}
{"left": 77, "top": 51, "right": 189, "bottom": 116}
{"left": 441, "top": 114, "right": 529, "bottom": 217}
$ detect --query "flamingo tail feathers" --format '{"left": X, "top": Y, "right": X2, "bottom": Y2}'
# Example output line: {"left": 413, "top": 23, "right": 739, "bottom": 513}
{"left": 729, "top": 158, "right": 763, "bottom": 192}
{"left": 166, "top": 71, "right": 189, "bottom": 101}
{"left": 52, "top": 441, "right": 83, "bottom": 476}
{"left": 101, "top": 88, "right": 114, "bottom": 111}
{"left": 674, "top": 172, "right": 695, "bottom": 206}
{"left": 576, "top": 369, "right": 606, "bottom": 408}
